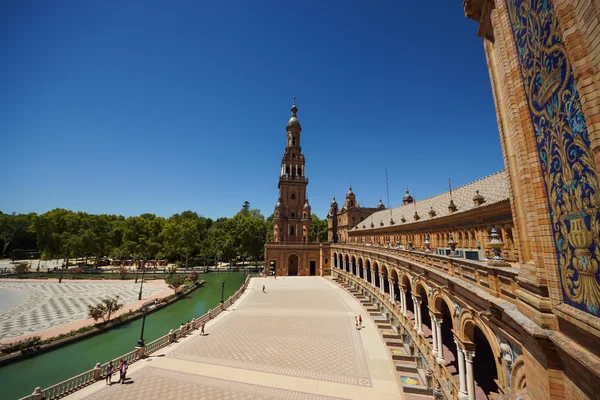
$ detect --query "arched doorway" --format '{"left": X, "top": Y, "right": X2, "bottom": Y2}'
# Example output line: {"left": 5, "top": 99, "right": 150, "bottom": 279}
{"left": 373, "top": 262, "right": 380, "bottom": 288}
{"left": 366, "top": 260, "right": 372, "bottom": 283}
{"left": 416, "top": 284, "right": 432, "bottom": 338}
{"left": 288, "top": 254, "right": 299, "bottom": 276}
{"left": 358, "top": 258, "right": 364, "bottom": 279}
{"left": 473, "top": 326, "right": 498, "bottom": 398}
{"left": 439, "top": 299, "right": 459, "bottom": 375}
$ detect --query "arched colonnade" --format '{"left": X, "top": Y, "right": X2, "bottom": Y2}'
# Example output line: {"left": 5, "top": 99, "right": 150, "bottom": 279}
{"left": 332, "top": 249, "right": 524, "bottom": 400}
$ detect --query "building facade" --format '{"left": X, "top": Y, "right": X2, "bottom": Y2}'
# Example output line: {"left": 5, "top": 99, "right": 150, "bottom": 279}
{"left": 329, "top": 1, "right": 600, "bottom": 399}
{"left": 264, "top": 99, "right": 330, "bottom": 277}
{"left": 327, "top": 187, "right": 383, "bottom": 244}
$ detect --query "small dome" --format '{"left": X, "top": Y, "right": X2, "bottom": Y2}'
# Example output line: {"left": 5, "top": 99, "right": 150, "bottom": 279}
{"left": 303, "top": 199, "right": 311, "bottom": 210}
{"left": 287, "top": 116, "right": 301, "bottom": 128}
{"left": 275, "top": 198, "right": 283, "bottom": 209}
{"left": 347, "top": 185, "right": 354, "bottom": 197}
{"left": 377, "top": 197, "right": 385, "bottom": 210}
{"left": 403, "top": 187, "right": 414, "bottom": 204}
{"left": 330, "top": 196, "right": 338, "bottom": 207}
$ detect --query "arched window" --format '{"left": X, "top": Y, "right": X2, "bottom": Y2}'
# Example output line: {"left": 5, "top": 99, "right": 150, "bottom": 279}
{"left": 303, "top": 213, "right": 307, "bottom": 218}
{"left": 290, "top": 226, "right": 295, "bottom": 236}
{"left": 291, "top": 212, "right": 295, "bottom": 218}
{"left": 291, "top": 192, "right": 296, "bottom": 199}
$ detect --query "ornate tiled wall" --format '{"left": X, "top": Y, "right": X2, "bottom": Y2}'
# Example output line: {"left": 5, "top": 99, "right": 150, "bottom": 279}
{"left": 506, "top": 0, "right": 600, "bottom": 316}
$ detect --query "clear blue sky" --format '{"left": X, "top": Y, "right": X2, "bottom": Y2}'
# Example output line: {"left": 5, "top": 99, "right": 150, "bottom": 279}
{"left": 1, "top": 0, "right": 503, "bottom": 220}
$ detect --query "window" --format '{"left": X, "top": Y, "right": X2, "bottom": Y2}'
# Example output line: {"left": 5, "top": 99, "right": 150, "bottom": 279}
{"left": 291, "top": 192, "right": 296, "bottom": 199}
{"left": 303, "top": 213, "right": 307, "bottom": 218}
{"left": 290, "top": 226, "right": 295, "bottom": 235}
{"left": 291, "top": 212, "right": 295, "bottom": 218}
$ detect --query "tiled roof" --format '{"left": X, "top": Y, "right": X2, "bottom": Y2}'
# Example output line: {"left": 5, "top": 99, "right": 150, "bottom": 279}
{"left": 352, "top": 170, "right": 510, "bottom": 232}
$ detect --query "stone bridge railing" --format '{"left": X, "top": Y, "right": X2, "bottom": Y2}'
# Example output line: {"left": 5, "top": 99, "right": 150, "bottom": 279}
{"left": 19, "top": 275, "right": 252, "bottom": 400}
{"left": 332, "top": 243, "right": 519, "bottom": 302}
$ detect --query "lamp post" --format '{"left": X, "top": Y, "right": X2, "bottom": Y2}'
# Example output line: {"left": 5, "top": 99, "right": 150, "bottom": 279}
{"left": 137, "top": 306, "right": 148, "bottom": 347}
{"left": 59, "top": 250, "right": 68, "bottom": 284}
{"left": 220, "top": 280, "right": 225, "bottom": 303}
{"left": 138, "top": 257, "right": 146, "bottom": 300}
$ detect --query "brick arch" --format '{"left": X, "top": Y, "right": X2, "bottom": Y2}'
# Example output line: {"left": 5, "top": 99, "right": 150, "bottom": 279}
{"left": 389, "top": 267, "right": 400, "bottom": 283}
{"left": 380, "top": 264, "right": 388, "bottom": 277}
{"left": 431, "top": 290, "right": 456, "bottom": 329}
{"left": 399, "top": 271, "right": 413, "bottom": 292}
{"left": 413, "top": 278, "right": 430, "bottom": 302}
{"left": 458, "top": 309, "right": 505, "bottom": 388}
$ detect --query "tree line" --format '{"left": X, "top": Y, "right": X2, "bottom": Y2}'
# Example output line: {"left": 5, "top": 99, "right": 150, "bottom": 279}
{"left": 0, "top": 202, "right": 329, "bottom": 267}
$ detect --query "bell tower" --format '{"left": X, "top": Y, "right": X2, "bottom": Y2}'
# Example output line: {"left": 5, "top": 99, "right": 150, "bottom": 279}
{"left": 273, "top": 96, "right": 311, "bottom": 243}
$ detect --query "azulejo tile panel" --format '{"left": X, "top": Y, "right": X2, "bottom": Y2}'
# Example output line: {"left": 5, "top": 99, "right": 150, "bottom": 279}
{"left": 506, "top": 0, "right": 600, "bottom": 316}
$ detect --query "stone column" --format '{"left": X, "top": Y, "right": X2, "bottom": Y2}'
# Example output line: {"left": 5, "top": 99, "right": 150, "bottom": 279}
{"left": 411, "top": 296, "right": 418, "bottom": 330}
{"left": 371, "top": 269, "right": 376, "bottom": 286}
{"left": 350, "top": 262, "right": 353, "bottom": 275}
{"left": 400, "top": 287, "right": 407, "bottom": 315}
{"left": 430, "top": 314, "right": 438, "bottom": 357}
{"left": 436, "top": 319, "right": 444, "bottom": 364}
{"left": 465, "top": 349, "right": 476, "bottom": 400}
{"left": 379, "top": 274, "right": 385, "bottom": 293}
{"left": 390, "top": 281, "right": 395, "bottom": 303}
{"left": 363, "top": 266, "right": 367, "bottom": 280}
{"left": 454, "top": 339, "right": 468, "bottom": 400}
{"left": 343, "top": 258, "right": 347, "bottom": 271}
{"left": 414, "top": 297, "right": 423, "bottom": 334}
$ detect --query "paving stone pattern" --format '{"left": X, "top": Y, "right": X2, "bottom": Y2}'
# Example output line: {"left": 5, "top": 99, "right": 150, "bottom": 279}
{"left": 169, "top": 280, "right": 371, "bottom": 387}
{"left": 85, "top": 367, "right": 346, "bottom": 400}
{"left": 0, "top": 281, "right": 162, "bottom": 340}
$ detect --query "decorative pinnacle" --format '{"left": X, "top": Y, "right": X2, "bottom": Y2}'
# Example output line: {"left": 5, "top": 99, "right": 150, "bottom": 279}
{"left": 291, "top": 94, "right": 297, "bottom": 116}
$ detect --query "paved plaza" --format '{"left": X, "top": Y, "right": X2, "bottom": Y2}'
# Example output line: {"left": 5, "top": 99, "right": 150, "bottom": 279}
{"left": 69, "top": 277, "right": 403, "bottom": 399}
{"left": 0, "top": 280, "right": 163, "bottom": 341}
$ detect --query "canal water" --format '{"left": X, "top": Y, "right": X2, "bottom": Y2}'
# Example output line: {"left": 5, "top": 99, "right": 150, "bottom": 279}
{"left": 0, "top": 271, "right": 246, "bottom": 400}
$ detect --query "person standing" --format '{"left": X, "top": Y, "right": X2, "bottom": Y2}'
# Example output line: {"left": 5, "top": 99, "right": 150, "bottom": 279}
{"left": 118, "top": 359, "right": 124, "bottom": 383}
{"left": 262, "top": 285, "right": 265, "bottom": 293}
{"left": 358, "top": 315, "right": 362, "bottom": 329}
{"left": 121, "top": 360, "right": 128, "bottom": 384}
{"left": 201, "top": 321, "right": 205, "bottom": 336}
{"left": 105, "top": 361, "right": 113, "bottom": 385}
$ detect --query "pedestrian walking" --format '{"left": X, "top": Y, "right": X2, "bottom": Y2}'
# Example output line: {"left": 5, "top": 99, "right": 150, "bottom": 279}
{"left": 358, "top": 315, "right": 362, "bottom": 329}
{"left": 105, "top": 361, "right": 113, "bottom": 385}
{"left": 201, "top": 321, "right": 205, "bottom": 336}
{"left": 355, "top": 316, "right": 359, "bottom": 329}
{"left": 262, "top": 284, "right": 265, "bottom": 293}
{"left": 120, "top": 360, "right": 128, "bottom": 384}
{"left": 118, "top": 359, "right": 124, "bottom": 383}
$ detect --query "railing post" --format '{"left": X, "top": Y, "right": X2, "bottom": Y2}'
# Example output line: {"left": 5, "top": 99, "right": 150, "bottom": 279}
{"left": 93, "top": 362, "right": 102, "bottom": 381}
{"left": 136, "top": 344, "right": 145, "bottom": 360}
{"left": 31, "top": 387, "right": 42, "bottom": 400}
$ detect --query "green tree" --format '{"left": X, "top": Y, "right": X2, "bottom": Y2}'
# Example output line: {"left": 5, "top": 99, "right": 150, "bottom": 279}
{"left": 310, "top": 214, "right": 328, "bottom": 242}
{"left": 0, "top": 213, "right": 35, "bottom": 257}
{"left": 165, "top": 275, "right": 186, "bottom": 294}
{"left": 87, "top": 296, "right": 123, "bottom": 324}
{"left": 161, "top": 211, "right": 205, "bottom": 268}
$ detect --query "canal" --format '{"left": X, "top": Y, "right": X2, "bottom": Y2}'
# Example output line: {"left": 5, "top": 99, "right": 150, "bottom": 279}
{"left": 0, "top": 271, "right": 246, "bottom": 400}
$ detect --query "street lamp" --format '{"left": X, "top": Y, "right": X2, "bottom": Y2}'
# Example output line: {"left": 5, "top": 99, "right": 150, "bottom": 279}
{"left": 59, "top": 250, "right": 68, "bottom": 284}
{"left": 137, "top": 306, "right": 148, "bottom": 347}
{"left": 138, "top": 257, "right": 146, "bottom": 301}
{"left": 220, "top": 280, "right": 225, "bottom": 303}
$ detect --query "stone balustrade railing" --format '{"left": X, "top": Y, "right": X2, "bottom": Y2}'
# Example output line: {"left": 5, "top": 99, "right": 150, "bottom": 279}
{"left": 334, "top": 269, "right": 453, "bottom": 399}
{"left": 333, "top": 243, "right": 518, "bottom": 302}
{"left": 19, "top": 275, "right": 252, "bottom": 400}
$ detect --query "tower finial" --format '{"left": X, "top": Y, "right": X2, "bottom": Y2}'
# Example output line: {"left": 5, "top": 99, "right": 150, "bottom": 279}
{"left": 290, "top": 94, "right": 298, "bottom": 117}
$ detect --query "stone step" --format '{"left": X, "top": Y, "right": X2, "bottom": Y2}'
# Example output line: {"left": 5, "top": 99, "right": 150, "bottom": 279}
{"left": 389, "top": 347, "right": 415, "bottom": 361}
{"left": 385, "top": 338, "right": 404, "bottom": 347}
{"left": 395, "top": 359, "right": 418, "bottom": 373}
{"left": 381, "top": 330, "right": 401, "bottom": 339}
{"left": 397, "top": 373, "right": 432, "bottom": 396}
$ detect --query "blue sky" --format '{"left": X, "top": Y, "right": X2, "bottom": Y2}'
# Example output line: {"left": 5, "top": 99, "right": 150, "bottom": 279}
{"left": 1, "top": 0, "right": 503, "bottom": 220}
